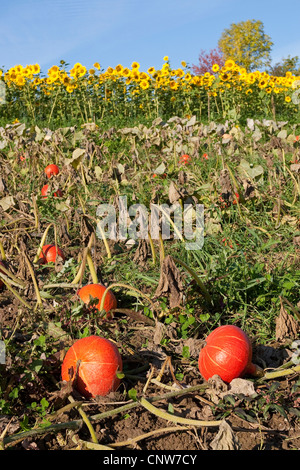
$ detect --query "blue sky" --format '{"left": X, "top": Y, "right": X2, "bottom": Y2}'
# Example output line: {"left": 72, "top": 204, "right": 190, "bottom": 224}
{"left": 1, "top": 0, "right": 300, "bottom": 74}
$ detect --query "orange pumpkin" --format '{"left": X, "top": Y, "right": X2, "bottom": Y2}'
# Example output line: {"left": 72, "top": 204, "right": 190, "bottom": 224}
{"left": 77, "top": 283, "right": 117, "bottom": 314}
{"left": 198, "top": 325, "right": 257, "bottom": 383}
{"left": 61, "top": 335, "right": 122, "bottom": 398}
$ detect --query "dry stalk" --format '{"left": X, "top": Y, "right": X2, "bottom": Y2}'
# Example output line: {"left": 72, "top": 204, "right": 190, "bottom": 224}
{"left": 139, "top": 397, "right": 221, "bottom": 427}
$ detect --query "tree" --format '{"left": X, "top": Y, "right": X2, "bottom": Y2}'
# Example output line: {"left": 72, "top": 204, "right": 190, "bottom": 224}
{"left": 269, "top": 55, "right": 300, "bottom": 77}
{"left": 218, "top": 19, "right": 273, "bottom": 71}
{"left": 192, "top": 47, "right": 225, "bottom": 75}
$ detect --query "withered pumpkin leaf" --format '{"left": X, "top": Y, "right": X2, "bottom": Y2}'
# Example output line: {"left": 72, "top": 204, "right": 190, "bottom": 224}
{"left": 275, "top": 298, "right": 299, "bottom": 342}
{"left": 154, "top": 255, "right": 183, "bottom": 309}
{"left": 210, "top": 420, "right": 241, "bottom": 450}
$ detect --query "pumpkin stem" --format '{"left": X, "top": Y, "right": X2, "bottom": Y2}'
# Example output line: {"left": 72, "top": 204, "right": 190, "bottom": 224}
{"left": 244, "top": 362, "right": 264, "bottom": 378}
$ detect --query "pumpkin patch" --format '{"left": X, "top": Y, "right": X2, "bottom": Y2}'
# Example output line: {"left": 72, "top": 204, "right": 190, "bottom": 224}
{"left": 0, "top": 55, "right": 299, "bottom": 451}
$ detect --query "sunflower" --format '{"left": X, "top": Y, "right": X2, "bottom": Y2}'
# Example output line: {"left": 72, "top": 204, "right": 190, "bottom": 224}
{"left": 285, "top": 96, "right": 291, "bottom": 102}
{"left": 61, "top": 75, "right": 71, "bottom": 85}
{"left": 176, "top": 68, "right": 184, "bottom": 78}
{"left": 169, "top": 80, "right": 179, "bottom": 90}
{"left": 224, "top": 59, "right": 235, "bottom": 70}
{"left": 220, "top": 72, "right": 230, "bottom": 82}
{"left": 122, "top": 67, "right": 131, "bottom": 77}
{"left": 147, "top": 66, "right": 155, "bottom": 75}
{"left": 93, "top": 62, "right": 100, "bottom": 70}
{"left": 49, "top": 65, "right": 60, "bottom": 74}
{"left": 32, "top": 64, "right": 40, "bottom": 74}
{"left": 15, "top": 75, "right": 25, "bottom": 87}
{"left": 212, "top": 64, "right": 219, "bottom": 73}
{"left": 258, "top": 79, "right": 268, "bottom": 89}
{"left": 163, "top": 56, "right": 169, "bottom": 61}
{"left": 81, "top": 66, "right": 87, "bottom": 77}
{"left": 66, "top": 84, "right": 75, "bottom": 93}
{"left": 15, "top": 65, "right": 23, "bottom": 74}
{"left": 131, "top": 70, "right": 140, "bottom": 81}
{"left": 140, "top": 79, "right": 150, "bottom": 90}
{"left": 181, "top": 60, "right": 187, "bottom": 67}
{"left": 131, "top": 61, "right": 140, "bottom": 69}
{"left": 115, "top": 64, "right": 123, "bottom": 74}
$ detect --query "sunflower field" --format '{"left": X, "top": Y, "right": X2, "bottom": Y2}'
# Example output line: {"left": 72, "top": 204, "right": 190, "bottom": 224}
{"left": 1, "top": 57, "right": 300, "bottom": 127}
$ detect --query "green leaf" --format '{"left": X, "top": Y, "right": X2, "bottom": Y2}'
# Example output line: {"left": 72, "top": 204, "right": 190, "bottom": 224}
{"left": 128, "top": 388, "right": 137, "bottom": 401}
{"left": 182, "top": 345, "right": 190, "bottom": 359}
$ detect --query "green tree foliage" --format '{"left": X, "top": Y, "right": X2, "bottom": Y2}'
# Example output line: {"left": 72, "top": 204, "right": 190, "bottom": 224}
{"left": 269, "top": 55, "right": 300, "bottom": 77}
{"left": 218, "top": 19, "right": 273, "bottom": 71}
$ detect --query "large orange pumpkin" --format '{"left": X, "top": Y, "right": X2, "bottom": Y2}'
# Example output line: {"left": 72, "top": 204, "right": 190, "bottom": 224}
{"left": 61, "top": 335, "right": 122, "bottom": 398}
{"left": 198, "top": 325, "right": 257, "bottom": 383}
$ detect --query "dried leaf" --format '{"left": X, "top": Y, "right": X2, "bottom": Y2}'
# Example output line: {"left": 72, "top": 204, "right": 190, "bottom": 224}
{"left": 168, "top": 181, "right": 181, "bottom": 204}
{"left": 238, "top": 159, "right": 264, "bottom": 181}
{"left": 0, "top": 195, "right": 15, "bottom": 211}
{"left": 0, "top": 176, "right": 6, "bottom": 193}
{"left": 275, "top": 298, "right": 299, "bottom": 341}
{"left": 290, "top": 163, "right": 300, "bottom": 173}
{"left": 65, "top": 148, "right": 86, "bottom": 170}
{"left": 153, "top": 162, "right": 166, "bottom": 175}
{"left": 133, "top": 239, "right": 149, "bottom": 266}
{"left": 219, "top": 169, "right": 232, "bottom": 200}
{"left": 210, "top": 420, "right": 241, "bottom": 450}
{"left": 228, "top": 378, "right": 256, "bottom": 397}
{"left": 154, "top": 255, "right": 183, "bottom": 308}
{"left": 153, "top": 321, "right": 166, "bottom": 345}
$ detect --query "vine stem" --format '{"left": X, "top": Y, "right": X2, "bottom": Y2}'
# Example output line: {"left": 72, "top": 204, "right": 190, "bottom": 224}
{"left": 86, "top": 249, "right": 98, "bottom": 284}
{"left": 2, "top": 384, "right": 210, "bottom": 447}
{"left": 79, "top": 425, "right": 192, "bottom": 450}
{"left": 0, "top": 263, "right": 27, "bottom": 288}
{"left": 33, "top": 223, "right": 53, "bottom": 263}
{"left": 24, "top": 253, "right": 43, "bottom": 309}
{"left": 262, "top": 364, "right": 300, "bottom": 380}
{"left": 68, "top": 396, "right": 98, "bottom": 444}
{"left": 2, "top": 421, "right": 82, "bottom": 447}
{"left": 139, "top": 397, "right": 221, "bottom": 427}
{"left": 89, "top": 383, "right": 209, "bottom": 422}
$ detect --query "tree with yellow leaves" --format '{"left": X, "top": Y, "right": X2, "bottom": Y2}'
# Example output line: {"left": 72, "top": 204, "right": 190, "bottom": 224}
{"left": 218, "top": 19, "right": 273, "bottom": 71}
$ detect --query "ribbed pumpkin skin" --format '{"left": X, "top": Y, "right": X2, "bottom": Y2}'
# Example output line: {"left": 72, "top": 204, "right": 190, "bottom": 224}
{"left": 61, "top": 336, "right": 122, "bottom": 398}
{"left": 198, "top": 325, "right": 253, "bottom": 383}
{"left": 78, "top": 283, "right": 117, "bottom": 313}
{"left": 39, "top": 244, "right": 65, "bottom": 264}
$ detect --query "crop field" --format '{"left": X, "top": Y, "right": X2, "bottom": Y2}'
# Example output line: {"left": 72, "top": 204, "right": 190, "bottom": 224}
{"left": 0, "top": 60, "right": 299, "bottom": 451}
